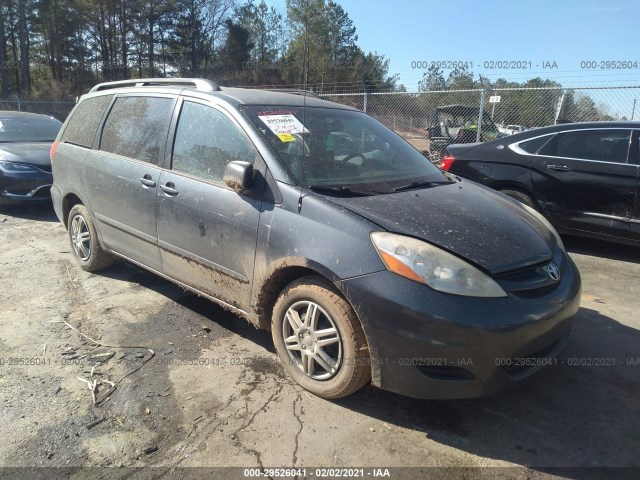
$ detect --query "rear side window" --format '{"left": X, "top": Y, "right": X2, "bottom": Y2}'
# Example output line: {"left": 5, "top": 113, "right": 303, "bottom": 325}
{"left": 171, "top": 101, "right": 256, "bottom": 184}
{"left": 60, "top": 95, "right": 112, "bottom": 147}
{"left": 100, "top": 96, "right": 174, "bottom": 165}
{"left": 517, "top": 134, "right": 552, "bottom": 154}
{"left": 539, "top": 129, "right": 631, "bottom": 164}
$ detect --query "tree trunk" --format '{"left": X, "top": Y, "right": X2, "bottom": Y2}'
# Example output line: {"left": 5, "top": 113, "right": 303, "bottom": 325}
{"left": 8, "top": 5, "right": 20, "bottom": 91}
{"left": 119, "top": 2, "right": 128, "bottom": 79}
{"left": 0, "top": 4, "right": 9, "bottom": 97}
{"left": 148, "top": 4, "right": 155, "bottom": 77}
{"left": 18, "top": 0, "right": 29, "bottom": 92}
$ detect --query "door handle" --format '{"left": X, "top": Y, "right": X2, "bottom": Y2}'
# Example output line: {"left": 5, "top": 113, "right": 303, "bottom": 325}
{"left": 160, "top": 182, "right": 179, "bottom": 196}
{"left": 547, "top": 164, "right": 571, "bottom": 171}
{"left": 140, "top": 174, "right": 156, "bottom": 187}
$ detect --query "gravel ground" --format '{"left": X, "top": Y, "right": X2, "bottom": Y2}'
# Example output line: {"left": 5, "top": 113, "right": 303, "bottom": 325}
{"left": 0, "top": 204, "right": 638, "bottom": 479}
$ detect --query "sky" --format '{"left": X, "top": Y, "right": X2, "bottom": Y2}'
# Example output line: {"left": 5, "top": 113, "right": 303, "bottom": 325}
{"left": 267, "top": 0, "right": 640, "bottom": 90}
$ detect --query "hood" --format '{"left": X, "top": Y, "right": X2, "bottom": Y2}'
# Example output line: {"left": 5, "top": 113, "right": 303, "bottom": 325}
{"left": 326, "top": 180, "right": 555, "bottom": 274}
{"left": 0, "top": 143, "right": 52, "bottom": 168}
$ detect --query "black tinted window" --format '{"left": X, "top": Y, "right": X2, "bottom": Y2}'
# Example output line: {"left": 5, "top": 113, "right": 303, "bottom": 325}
{"left": 518, "top": 134, "right": 551, "bottom": 154}
{"left": 540, "top": 129, "right": 631, "bottom": 163}
{"left": 61, "top": 95, "right": 112, "bottom": 147}
{"left": 172, "top": 102, "right": 256, "bottom": 184}
{"left": 100, "top": 96, "right": 174, "bottom": 164}
{"left": 0, "top": 115, "right": 61, "bottom": 142}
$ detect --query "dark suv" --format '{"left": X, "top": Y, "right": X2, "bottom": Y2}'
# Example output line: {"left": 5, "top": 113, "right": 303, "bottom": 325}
{"left": 51, "top": 78, "right": 581, "bottom": 400}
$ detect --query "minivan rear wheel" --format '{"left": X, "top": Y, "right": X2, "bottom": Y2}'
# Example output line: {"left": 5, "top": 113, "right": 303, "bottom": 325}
{"left": 68, "top": 204, "right": 114, "bottom": 272}
{"left": 271, "top": 277, "right": 371, "bottom": 399}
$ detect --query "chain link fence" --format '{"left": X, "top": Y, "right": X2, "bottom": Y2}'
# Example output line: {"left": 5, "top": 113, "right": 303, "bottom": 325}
{"left": 2, "top": 86, "right": 638, "bottom": 157}
{"left": 0, "top": 98, "right": 76, "bottom": 121}
{"left": 320, "top": 86, "right": 640, "bottom": 159}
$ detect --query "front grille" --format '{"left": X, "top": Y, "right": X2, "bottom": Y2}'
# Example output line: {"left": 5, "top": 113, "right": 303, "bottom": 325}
{"left": 511, "top": 283, "right": 558, "bottom": 298}
{"left": 494, "top": 260, "right": 550, "bottom": 281}
{"left": 494, "top": 252, "right": 564, "bottom": 298}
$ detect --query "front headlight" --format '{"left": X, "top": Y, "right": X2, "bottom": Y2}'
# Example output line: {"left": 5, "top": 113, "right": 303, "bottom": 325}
{"left": 521, "top": 204, "right": 565, "bottom": 251}
{"left": 0, "top": 160, "right": 40, "bottom": 174}
{"left": 370, "top": 232, "right": 507, "bottom": 297}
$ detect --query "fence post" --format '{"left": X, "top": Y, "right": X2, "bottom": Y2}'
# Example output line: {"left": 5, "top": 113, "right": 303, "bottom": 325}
{"left": 476, "top": 90, "right": 485, "bottom": 142}
{"left": 15, "top": 94, "right": 21, "bottom": 111}
{"left": 363, "top": 92, "right": 367, "bottom": 113}
{"left": 554, "top": 90, "right": 566, "bottom": 124}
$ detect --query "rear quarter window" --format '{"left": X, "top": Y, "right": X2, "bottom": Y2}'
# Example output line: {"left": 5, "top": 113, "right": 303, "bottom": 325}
{"left": 517, "top": 134, "right": 552, "bottom": 154}
{"left": 61, "top": 94, "right": 113, "bottom": 148}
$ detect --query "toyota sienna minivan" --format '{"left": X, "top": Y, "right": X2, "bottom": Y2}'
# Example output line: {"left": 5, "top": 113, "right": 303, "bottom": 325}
{"left": 51, "top": 78, "right": 581, "bottom": 399}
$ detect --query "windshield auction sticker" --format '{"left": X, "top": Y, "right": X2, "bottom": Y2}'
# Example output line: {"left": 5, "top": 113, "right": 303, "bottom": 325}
{"left": 258, "top": 114, "right": 308, "bottom": 142}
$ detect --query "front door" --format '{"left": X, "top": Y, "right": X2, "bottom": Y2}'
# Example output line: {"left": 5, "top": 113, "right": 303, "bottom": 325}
{"left": 531, "top": 128, "right": 637, "bottom": 238}
{"left": 157, "top": 100, "right": 263, "bottom": 311}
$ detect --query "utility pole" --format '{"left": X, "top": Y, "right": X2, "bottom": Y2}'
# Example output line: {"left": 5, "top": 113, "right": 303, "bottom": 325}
{"left": 477, "top": 75, "right": 487, "bottom": 142}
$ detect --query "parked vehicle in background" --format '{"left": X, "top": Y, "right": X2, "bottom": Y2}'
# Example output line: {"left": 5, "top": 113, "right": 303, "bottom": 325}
{"left": 505, "top": 124, "right": 528, "bottom": 135}
{"left": 441, "top": 122, "right": 640, "bottom": 246}
{"left": 425, "top": 105, "right": 503, "bottom": 162}
{"left": 52, "top": 78, "right": 581, "bottom": 400}
{"left": 0, "top": 111, "right": 62, "bottom": 205}
{"left": 498, "top": 124, "right": 528, "bottom": 135}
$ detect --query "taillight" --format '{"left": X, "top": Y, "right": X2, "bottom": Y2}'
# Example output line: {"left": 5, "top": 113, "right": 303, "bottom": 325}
{"left": 50, "top": 141, "right": 59, "bottom": 161}
{"left": 438, "top": 154, "right": 455, "bottom": 171}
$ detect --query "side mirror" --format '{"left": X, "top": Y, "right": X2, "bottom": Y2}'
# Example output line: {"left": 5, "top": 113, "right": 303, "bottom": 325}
{"left": 223, "top": 160, "right": 254, "bottom": 192}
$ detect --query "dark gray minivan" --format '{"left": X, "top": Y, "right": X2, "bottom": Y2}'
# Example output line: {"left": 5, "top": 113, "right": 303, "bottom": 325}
{"left": 51, "top": 78, "right": 581, "bottom": 399}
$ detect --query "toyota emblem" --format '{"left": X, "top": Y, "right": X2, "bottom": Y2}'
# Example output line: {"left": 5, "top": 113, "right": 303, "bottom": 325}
{"left": 547, "top": 262, "right": 560, "bottom": 281}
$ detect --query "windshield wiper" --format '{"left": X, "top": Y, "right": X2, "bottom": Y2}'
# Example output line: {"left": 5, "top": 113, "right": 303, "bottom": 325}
{"left": 392, "top": 180, "right": 451, "bottom": 192}
{"left": 308, "top": 185, "right": 377, "bottom": 196}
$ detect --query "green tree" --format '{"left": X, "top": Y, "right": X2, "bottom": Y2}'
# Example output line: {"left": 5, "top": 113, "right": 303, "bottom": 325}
{"left": 218, "top": 18, "right": 252, "bottom": 77}
{"left": 419, "top": 64, "right": 445, "bottom": 91}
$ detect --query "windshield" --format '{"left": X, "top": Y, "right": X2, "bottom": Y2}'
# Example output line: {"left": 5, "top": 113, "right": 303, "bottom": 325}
{"left": 242, "top": 105, "right": 447, "bottom": 193}
{"left": 0, "top": 116, "right": 62, "bottom": 143}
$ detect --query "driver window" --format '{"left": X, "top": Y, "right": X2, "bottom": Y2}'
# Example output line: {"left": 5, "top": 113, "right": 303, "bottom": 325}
{"left": 172, "top": 101, "right": 256, "bottom": 184}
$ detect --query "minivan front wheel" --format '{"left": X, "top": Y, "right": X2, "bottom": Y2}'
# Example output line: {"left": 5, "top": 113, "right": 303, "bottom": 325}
{"left": 272, "top": 277, "right": 371, "bottom": 399}
{"left": 68, "top": 204, "right": 114, "bottom": 272}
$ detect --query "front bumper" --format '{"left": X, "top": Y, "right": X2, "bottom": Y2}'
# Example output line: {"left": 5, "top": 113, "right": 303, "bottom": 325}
{"left": 337, "top": 254, "right": 581, "bottom": 399}
{"left": 0, "top": 170, "right": 53, "bottom": 205}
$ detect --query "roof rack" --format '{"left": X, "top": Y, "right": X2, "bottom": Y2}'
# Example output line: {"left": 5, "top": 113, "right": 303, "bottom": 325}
{"left": 263, "top": 88, "right": 320, "bottom": 99}
{"left": 89, "top": 78, "right": 221, "bottom": 93}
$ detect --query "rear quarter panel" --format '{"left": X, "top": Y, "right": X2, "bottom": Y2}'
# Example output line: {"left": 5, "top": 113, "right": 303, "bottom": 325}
{"left": 448, "top": 143, "right": 535, "bottom": 194}
{"left": 51, "top": 142, "right": 92, "bottom": 226}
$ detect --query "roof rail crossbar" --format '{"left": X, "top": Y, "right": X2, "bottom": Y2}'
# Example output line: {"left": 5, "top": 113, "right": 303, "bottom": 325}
{"left": 89, "top": 78, "right": 221, "bottom": 93}
{"left": 263, "top": 88, "right": 320, "bottom": 99}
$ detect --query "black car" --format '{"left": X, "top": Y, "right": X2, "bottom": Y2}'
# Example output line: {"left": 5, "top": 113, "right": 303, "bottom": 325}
{"left": 441, "top": 122, "right": 640, "bottom": 246}
{"left": 0, "top": 111, "right": 62, "bottom": 205}
{"left": 51, "top": 78, "right": 581, "bottom": 400}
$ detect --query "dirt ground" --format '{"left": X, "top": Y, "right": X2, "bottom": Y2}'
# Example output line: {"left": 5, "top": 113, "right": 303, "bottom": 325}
{"left": 0, "top": 203, "right": 639, "bottom": 479}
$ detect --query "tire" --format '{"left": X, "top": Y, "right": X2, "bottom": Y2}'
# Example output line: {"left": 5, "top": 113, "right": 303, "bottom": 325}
{"left": 68, "top": 204, "right": 115, "bottom": 272}
{"left": 271, "top": 277, "right": 371, "bottom": 399}
{"left": 500, "top": 189, "right": 537, "bottom": 210}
